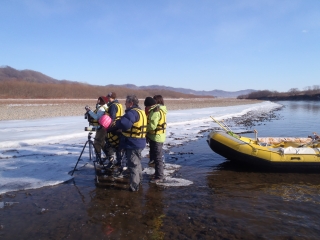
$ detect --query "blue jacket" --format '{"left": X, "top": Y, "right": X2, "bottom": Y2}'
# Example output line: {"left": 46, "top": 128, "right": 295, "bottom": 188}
{"left": 115, "top": 105, "right": 146, "bottom": 150}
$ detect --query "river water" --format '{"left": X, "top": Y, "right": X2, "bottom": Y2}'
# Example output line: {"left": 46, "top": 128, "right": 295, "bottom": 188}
{"left": 1, "top": 101, "right": 320, "bottom": 239}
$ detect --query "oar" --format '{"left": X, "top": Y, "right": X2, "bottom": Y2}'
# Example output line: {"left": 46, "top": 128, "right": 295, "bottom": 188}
{"left": 209, "top": 117, "right": 266, "bottom": 152}
{"left": 210, "top": 116, "right": 240, "bottom": 139}
{"left": 220, "top": 119, "right": 233, "bottom": 132}
{"left": 210, "top": 116, "right": 229, "bottom": 132}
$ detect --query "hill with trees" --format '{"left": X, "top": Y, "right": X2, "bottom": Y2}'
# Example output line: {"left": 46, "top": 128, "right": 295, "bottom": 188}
{"left": 238, "top": 87, "right": 320, "bottom": 101}
{"left": 108, "top": 84, "right": 255, "bottom": 98}
{"left": 0, "top": 66, "right": 213, "bottom": 99}
{"left": 0, "top": 66, "right": 254, "bottom": 99}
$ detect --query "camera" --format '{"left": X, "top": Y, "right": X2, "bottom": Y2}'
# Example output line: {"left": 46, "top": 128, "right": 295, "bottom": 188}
{"left": 84, "top": 105, "right": 92, "bottom": 122}
{"left": 84, "top": 106, "right": 98, "bottom": 131}
{"left": 84, "top": 111, "right": 96, "bottom": 126}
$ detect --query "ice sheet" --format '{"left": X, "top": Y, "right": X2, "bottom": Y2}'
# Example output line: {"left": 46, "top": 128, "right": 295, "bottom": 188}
{"left": 0, "top": 101, "right": 281, "bottom": 194}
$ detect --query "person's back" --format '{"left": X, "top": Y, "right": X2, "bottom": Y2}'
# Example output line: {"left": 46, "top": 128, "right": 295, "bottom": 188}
{"left": 106, "top": 92, "right": 124, "bottom": 122}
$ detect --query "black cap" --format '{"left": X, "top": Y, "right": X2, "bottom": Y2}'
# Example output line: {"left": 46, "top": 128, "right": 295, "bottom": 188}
{"left": 144, "top": 97, "right": 156, "bottom": 107}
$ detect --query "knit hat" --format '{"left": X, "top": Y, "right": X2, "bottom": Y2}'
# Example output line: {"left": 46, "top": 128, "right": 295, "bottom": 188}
{"left": 144, "top": 97, "right": 156, "bottom": 107}
{"left": 107, "top": 92, "right": 117, "bottom": 99}
{"left": 99, "top": 96, "right": 109, "bottom": 104}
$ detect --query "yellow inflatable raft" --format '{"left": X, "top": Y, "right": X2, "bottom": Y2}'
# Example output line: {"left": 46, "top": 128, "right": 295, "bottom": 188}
{"left": 207, "top": 121, "right": 320, "bottom": 171}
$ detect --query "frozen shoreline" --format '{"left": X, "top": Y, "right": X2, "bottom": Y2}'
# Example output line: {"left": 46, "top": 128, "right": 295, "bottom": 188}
{"left": 0, "top": 98, "right": 262, "bottom": 120}
{"left": 0, "top": 101, "right": 282, "bottom": 195}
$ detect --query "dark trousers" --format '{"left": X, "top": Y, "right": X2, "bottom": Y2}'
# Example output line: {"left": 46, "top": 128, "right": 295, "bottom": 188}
{"left": 149, "top": 139, "right": 164, "bottom": 179}
{"left": 104, "top": 143, "right": 123, "bottom": 162}
{"left": 126, "top": 149, "right": 143, "bottom": 191}
{"left": 93, "top": 127, "right": 106, "bottom": 154}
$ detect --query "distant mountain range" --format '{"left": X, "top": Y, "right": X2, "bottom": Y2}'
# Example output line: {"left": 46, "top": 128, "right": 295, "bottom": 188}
{"left": 0, "top": 66, "right": 256, "bottom": 98}
{"left": 0, "top": 66, "right": 74, "bottom": 84}
{"left": 107, "top": 84, "right": 255, "bottom": 98}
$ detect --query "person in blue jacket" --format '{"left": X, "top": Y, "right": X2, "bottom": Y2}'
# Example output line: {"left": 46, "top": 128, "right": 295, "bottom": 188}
{"left": 110, "top": 95, "right": 147, "bottom": 192}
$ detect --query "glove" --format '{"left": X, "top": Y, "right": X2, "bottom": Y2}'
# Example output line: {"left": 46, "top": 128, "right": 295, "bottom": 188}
{"left": 85, "top": 105, "right": 91, "bottom": 112}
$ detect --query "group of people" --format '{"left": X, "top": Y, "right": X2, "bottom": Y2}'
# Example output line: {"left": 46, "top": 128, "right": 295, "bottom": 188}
{"left": 84, "top": 92, "right": 167, "bottom": 192}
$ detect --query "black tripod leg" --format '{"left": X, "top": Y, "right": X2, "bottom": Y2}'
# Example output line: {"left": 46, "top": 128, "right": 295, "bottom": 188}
{"left": 70, "top": 140, "right": 89, "bottom": 176}
{"left": 88, "top": 140, "right": 94, "bottom": 161}
{"left": 89, "top": 141, "right": 102, "bottom": 183}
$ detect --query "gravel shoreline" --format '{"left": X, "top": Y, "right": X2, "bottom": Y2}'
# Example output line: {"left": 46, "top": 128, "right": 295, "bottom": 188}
{"left": 0, "top": 98, "right": 262, "bottom": 121}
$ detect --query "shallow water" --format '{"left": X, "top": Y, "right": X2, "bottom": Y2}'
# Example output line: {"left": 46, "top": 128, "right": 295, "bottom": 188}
{"left": 1, "top": 101, "right": 320, "bottom": 239}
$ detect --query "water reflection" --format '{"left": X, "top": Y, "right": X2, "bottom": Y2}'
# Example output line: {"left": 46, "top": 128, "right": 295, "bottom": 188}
{"left": 86, "top": 185, "right": 165, "bottom": 239}
{"left": 205, "top": 160, "right": 320, "bottom": 239}
{"left": 209, "top": 160, "right": 320, "bottom": 201}
{"left": 286, "top": 101, "right": 320, "bottom": 113}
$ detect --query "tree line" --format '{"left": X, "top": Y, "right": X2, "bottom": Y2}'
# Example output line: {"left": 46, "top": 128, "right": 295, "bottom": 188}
{"left": 238, "top": 85, "right": 320, "bottom": 100}
{"left": 0, "top": 79, "right": 214, "bottom": 99}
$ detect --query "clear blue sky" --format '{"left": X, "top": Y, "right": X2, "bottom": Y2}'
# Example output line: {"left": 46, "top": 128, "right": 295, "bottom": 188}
{"left": 1, "top": 0, "right": 319, "bottom": 92}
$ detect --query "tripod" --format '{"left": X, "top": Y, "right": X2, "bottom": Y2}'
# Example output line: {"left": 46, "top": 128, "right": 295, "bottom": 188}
{"left": 71, "top": 131, "right": 98, "bottom": 176}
